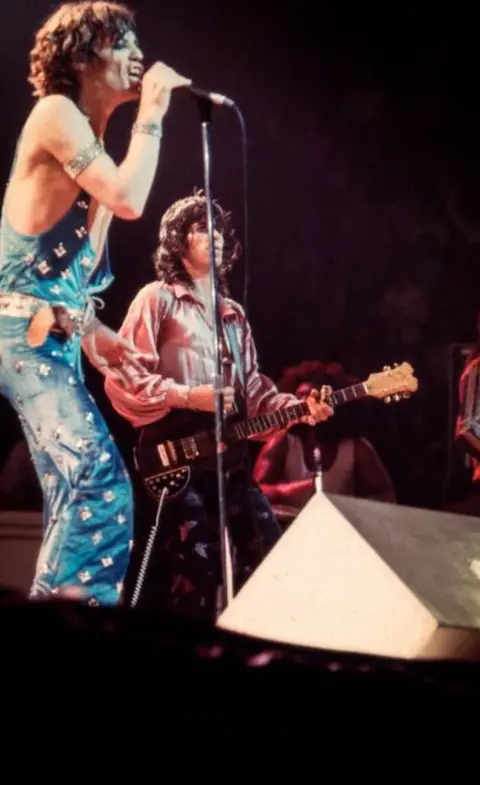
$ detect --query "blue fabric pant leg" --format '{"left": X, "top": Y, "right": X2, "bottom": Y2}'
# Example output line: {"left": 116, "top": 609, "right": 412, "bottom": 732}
{"left": 0, "top": 316, "right": 133, "bottom": 605}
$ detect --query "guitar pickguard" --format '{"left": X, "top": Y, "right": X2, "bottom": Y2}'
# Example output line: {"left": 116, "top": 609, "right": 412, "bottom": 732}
{"left": 144, "top": 466, "right": 191, "bottom": 502}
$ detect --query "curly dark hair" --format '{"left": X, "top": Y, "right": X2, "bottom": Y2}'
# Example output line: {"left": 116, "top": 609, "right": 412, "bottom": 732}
{"left": 28, "top": 1, "right": 136, "bottom": 101}
{"left": 153, "top": 191, "right": 242, "bottom": 295}
{"left": 277, "top": 360, "right": 358, "bottom": 395}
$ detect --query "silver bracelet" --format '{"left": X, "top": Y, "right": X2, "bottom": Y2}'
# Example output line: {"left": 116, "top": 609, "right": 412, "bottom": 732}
{"left": 132, "top": 121, "right": 163, "bottom": 139}
{"left": 63, "top": 139, "right": 105, "bottom": 179}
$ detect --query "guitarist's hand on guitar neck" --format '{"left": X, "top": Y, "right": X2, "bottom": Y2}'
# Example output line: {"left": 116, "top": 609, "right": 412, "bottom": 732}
{"left": 301, "top": 386, "right": 334, "bottom": 426}
{"left": 187, "top": 384, "right": 236, "bottom": 413}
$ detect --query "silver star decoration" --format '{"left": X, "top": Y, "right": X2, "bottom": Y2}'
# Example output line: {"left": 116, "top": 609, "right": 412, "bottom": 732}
{"left": 37, "top": 260, "right": 51, "bottom": 275}
{"left": 195, "top": 543, "right": 208, "bottom": 559}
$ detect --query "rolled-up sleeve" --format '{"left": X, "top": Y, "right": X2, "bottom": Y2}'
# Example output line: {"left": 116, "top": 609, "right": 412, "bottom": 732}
{"left": 104, "top": 283, "right": 190, "bottom": 427}
{"left": 237, "top": 308, "right": 298, "bottom": 417}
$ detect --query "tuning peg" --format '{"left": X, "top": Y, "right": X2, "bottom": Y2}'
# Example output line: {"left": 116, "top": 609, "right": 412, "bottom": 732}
{"left": 384, "top": 396, "right": 391, "bottom": 404}
{"left": 402, "top": 392, "right": 411, "bottom": 399}
{"left": 383, "top": 365, "right": 391, "bottom": 371}
{"left": 393, "top": 394, "right": 401, "bottom": 402}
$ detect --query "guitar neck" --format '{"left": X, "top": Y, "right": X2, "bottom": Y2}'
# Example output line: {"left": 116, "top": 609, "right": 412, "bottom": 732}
{"left": 331, "top": 382, "right": 369, "bottom": 408}
{"left": 227, "top": 381, "right": 368, "bottom": 442}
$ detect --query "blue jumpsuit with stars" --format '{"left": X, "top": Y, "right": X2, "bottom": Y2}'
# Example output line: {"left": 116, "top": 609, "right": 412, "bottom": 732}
{"left": 0, "top": 189, "right": 133, "bottom": 606}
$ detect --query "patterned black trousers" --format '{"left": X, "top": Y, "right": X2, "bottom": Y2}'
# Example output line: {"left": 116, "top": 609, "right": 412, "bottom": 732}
{"left": 126, "top": 470, "right": 282, "bottom": 624}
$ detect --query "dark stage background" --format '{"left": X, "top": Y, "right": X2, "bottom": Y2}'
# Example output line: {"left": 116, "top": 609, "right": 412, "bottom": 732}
{"left": 1, "top": 0, "right": 479, "bottom": 511}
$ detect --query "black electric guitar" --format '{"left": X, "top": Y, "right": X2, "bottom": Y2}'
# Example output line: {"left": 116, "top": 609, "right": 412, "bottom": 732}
{"left": 134, "top": 361, "right": 418, "bottom": 502}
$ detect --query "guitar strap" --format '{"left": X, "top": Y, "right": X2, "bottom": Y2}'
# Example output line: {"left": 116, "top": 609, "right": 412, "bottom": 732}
{"left": 224, "top": 317, "right": 247, "bottom": 416}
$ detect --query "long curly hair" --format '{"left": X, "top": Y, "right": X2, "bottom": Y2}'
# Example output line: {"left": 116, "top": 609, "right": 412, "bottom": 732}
{"left": 153, "top": 191, "right": 242, "bottom": 295}
{"left": 277, "top": 360, "right": 358, "bottom": 395}
{"left": 28, "top": 1, "right": 136, "bottom": 101}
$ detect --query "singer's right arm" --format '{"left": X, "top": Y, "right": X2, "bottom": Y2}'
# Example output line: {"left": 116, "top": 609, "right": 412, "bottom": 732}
{"left": 35, "top": 94, "right": 163, "bottom": 220}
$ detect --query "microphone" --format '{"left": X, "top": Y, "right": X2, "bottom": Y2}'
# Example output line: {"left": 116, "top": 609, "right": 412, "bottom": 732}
{"left": 188, "top": 85, "right": 235, "bottom": 108}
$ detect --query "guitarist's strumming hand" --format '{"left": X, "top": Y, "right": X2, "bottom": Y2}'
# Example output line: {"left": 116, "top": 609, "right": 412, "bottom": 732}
{"left": 301, "top": 385, "right": 334, "bottom": 426}
{"left": 187, "top": 384, "right": 235, "bottom": 413}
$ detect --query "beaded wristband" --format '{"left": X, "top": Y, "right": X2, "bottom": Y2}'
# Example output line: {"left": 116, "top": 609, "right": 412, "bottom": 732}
{"left": 132, "top": 121, "right": 163, "bottom": 139}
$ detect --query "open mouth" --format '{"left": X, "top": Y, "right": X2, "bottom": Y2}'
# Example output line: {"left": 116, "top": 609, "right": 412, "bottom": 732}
{"left": 129, "top": 63, "right": 144, "bottom": 81}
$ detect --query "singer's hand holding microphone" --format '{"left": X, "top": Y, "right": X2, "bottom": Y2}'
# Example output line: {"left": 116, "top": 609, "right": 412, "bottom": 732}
{"left": 135, "top": 61, "right": 235, "bottom": 124}
{"left": 137, "top": 62, "right": 192, "bottom": 122}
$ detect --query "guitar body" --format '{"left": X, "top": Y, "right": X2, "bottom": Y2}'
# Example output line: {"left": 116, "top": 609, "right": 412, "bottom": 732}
{"left": 134, "top": 409, "right": 250, "bottom": 502}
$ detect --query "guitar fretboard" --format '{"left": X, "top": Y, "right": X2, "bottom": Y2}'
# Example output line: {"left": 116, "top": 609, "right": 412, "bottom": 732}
{"left": 226, "top": 381, "right": 368, "bottom": 442}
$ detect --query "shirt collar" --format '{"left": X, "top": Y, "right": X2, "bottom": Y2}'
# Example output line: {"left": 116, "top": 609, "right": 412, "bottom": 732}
{"left": 171, "top": 281, "right": 237, "bottom": 319}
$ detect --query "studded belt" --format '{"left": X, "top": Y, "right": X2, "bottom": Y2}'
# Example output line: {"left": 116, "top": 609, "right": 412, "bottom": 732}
{"left": 0, "top": 292, "right": 85, "bottom": 321}
{"left": 0, "top": 291, "right": 90, "bottom": 346}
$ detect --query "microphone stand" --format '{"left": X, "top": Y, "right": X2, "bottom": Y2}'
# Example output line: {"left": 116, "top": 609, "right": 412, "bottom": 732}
{"left": 193, "top": 95, "right": 233, "bottom": 616}
{"left": 312, "top": 446, "right": 323, "bottom": 494}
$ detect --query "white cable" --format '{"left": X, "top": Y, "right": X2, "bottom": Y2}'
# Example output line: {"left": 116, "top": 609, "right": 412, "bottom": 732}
{"left": 130, "top": 487, "right": 168, "bottom": 608}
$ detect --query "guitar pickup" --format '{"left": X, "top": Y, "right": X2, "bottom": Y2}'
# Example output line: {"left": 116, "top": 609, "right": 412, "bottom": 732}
{"left": 157, "top": 443, "right": 171, "bottom": 468}
{"left": 156, "top": 440, "right": 178, "bottom": 468}
{"left": 182, "top": 437, "right": 199, "bottom": 461}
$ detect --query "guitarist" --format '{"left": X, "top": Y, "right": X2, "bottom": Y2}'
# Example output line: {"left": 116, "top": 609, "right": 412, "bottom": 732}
{"left": 104, "top": 192, "right": 333, "bottom": 621}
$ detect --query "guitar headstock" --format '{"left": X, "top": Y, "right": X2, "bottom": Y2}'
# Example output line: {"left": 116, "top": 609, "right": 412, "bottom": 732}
{"left": 365, "top": 362, "right": 418, "bottom": 403}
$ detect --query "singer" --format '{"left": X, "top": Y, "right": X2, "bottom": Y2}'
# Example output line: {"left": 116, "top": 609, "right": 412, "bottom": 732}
{"left": 104, "top": 191, "right": 334, "bottom": 622}
{"left": 0, "top": 1, "right": 190, "bottom": 605}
